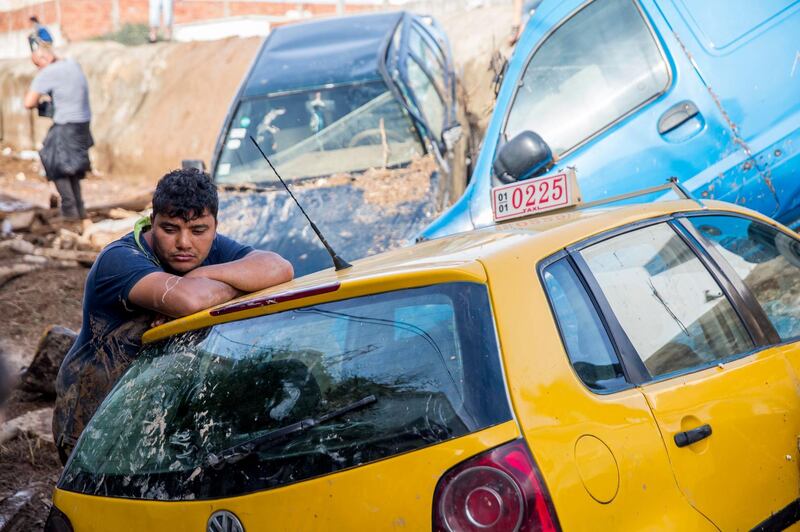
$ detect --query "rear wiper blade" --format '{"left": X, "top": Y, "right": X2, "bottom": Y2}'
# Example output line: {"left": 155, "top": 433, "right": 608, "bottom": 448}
{"left": 203, "top": 395, "right": 377, "bottom": 468}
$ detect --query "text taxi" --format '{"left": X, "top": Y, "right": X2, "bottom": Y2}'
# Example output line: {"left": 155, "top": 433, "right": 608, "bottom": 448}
{"left": 47, "top": 177, "right": 800, "bottom": 531}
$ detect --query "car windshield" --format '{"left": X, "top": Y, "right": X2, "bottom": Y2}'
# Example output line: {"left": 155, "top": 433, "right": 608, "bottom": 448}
{"left": 59, "top": 283, "right": 511, "bottom": 501}
{"left": 214, "top": 81, "right": 424, "bottom": 184}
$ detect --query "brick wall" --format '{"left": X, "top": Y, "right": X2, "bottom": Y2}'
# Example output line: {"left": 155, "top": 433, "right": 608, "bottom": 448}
{"left": 0, "top": 1, "right": 378, "bottom": 42}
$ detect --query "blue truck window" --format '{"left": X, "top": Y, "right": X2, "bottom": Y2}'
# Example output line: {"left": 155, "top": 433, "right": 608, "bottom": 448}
{"left": 689, "top": 215, "right": 800, "bottom": 342}
{"left": 504, "top": 0, "right": 669, "bottom": 155}
{"left": 542, "top": 258, "right": 627, "bottom": 391}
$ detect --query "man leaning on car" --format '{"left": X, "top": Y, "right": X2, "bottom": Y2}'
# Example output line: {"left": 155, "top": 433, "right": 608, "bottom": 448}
{"left": 52, "top": 168, "right": 293, "bottom": 464}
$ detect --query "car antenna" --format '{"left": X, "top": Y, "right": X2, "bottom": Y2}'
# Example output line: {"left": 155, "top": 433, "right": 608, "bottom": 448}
{"left": 249, "top": 136, "right": 352, "bottom": 271}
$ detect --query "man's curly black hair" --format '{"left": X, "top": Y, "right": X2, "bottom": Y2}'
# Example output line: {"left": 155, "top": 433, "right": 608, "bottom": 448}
{"left": 152, "top": 168, "right": 218, "bottom": 221}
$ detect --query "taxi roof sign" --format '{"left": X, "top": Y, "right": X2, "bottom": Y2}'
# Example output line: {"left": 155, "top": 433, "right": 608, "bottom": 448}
{"left": 492, "top": 169, "right": 581, "bottom": 223}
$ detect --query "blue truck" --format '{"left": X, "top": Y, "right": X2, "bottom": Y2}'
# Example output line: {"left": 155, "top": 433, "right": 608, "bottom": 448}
{"left": 422, "top": 0, "right": 800, "bottom": 238}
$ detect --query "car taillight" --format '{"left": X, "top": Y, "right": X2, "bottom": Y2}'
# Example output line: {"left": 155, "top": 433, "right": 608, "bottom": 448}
{"left": 433, "top": 439, "right": 560, "bottom": 532}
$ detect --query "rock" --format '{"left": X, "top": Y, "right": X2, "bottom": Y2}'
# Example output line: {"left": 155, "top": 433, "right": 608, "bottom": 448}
{"left": 18, "top": 327, "right": 77, "bottom": 397}
{"left": 0, "top": 264, "right": 44, "bottom": 288}
{"left": 21, "top": 255, "right": 48, "bottom": 265}
{"left": 1, "top": 408, "right": 54, "bottom": 443}
{"left": 16, "top": 151, "right": 39, "bottom": 161}
{"left": 1, "top": 212, "right": 36, "bottom": 232}
{"left": 107, "top": 208, "right": 140, "bottom": 220}
{"left": 0, "top": 425, "right": 20, "bottom": 446}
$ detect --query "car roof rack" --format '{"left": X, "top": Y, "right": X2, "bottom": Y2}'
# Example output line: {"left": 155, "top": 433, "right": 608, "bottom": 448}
{"left": 578, "top": 176, "right": 705, "bottom": 211}
{"left": 490, "top": 176, "right": 706, "bottom": 227}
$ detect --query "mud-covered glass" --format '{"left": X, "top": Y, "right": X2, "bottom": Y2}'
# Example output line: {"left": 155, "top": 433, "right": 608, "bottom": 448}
{"left": 504, "top": 0, "right": 669, "bottom": 154}
{"left": 214, "top": 81, "right": 423, "bottom": 184}
{"left": 408, "top": 25, "right": 447, "bottom": 98}
{"left": 405, "top": 56, "right": 445, "bottom": 139}
{"left": 59, "top": 283, "right": 511, "bottom": 500}
{"left": 582, "top": 223, "right": 753, "bottom": 378}
{"left": 542, "top": 258, "right": 626, "bottom": 391}
{"left": 689, "top": 215, "right": 800, "bottom": 341}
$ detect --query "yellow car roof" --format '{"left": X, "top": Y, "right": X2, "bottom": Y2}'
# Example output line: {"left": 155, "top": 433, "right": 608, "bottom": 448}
{"left": 143, "top": 199, "right": 768, "bottom": 344}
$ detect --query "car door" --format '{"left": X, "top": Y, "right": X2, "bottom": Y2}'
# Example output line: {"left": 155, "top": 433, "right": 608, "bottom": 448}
{"left": 680, "top": 212, "right": 800, "bottom": 375}
{"left": 468, "top": 0, "right": 779, "bottom": 229}
{"left": 655, "top": 0, "right": 800, "bottom": 223}
{"left": 576, "top": 220, "right": 800, "bottom": 530}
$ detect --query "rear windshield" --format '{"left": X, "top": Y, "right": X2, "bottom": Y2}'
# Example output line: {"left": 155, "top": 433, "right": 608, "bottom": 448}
{"left": 60, "top": 283, "right": 511, "bottom": 500}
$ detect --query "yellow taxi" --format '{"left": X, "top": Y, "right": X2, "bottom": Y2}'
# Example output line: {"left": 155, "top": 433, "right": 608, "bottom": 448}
{"left": 46, "top": 182, "right": 800, "bottom": 531}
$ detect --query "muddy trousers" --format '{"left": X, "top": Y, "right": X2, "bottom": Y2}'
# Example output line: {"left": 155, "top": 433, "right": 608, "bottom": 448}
{"left": 53, "top": 175, "right": 87, "bottom": 220}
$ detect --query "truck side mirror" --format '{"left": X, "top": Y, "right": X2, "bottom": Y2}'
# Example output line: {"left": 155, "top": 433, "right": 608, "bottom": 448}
{"left": 493, "top": 130, "right": 554, "bottom": 183}
{"left": 182, "top": 159, "right": 206, "bottom": 172}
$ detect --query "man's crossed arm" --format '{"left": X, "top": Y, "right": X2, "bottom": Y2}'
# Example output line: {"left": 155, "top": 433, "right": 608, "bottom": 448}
{"left": 128, "top": 251, "right": 293, "bottom": 318}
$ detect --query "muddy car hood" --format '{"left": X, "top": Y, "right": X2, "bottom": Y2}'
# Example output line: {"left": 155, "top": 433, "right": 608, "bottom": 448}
{"left": 216, "top": 158, "right": 443, "bottom": 277}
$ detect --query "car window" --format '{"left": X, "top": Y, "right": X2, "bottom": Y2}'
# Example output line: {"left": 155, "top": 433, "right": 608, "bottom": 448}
{"left": 542, "top": 258, "right": 627, "bottom": 391}
{"left": 582, "top": 223, "right": 753, "bottom": 379}
{"left": 405, "top": 55, "right": 446, "bottom": 139}
{"left": 215, "top": 81, "right": 423, "bottom": 184}
{"left": 689, "top": 215, "right": 800, "bottom": 341}
{"left": 60, "top": 283, "right": 511, "bottom": 501}
{"left": 408, "top": 26, "right": 447, "bottom": 98}
{"left": 504, "top": 0, "right": 670, "bottom": 155}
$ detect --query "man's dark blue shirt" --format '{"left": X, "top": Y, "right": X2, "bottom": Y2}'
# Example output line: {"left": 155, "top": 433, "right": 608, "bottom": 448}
{"left": 53, "top": 230, "right": 252, "bottom": 446}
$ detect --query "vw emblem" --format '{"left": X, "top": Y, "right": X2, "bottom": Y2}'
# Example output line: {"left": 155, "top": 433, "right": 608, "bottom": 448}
{"left": 208, "top": 510, "right": 245, "bottom": 532}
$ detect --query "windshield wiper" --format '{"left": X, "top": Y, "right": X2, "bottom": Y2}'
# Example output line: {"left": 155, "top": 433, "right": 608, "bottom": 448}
{"left": 203, "top": 395, "right": 377, "bottom": 468}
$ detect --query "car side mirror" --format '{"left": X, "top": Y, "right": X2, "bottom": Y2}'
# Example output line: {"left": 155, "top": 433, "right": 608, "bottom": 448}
{"left": 182, "top": 159, "right": 206, "bottom": 172}
{"left": 493, "top": 131, "right": 554, "bottom": 183}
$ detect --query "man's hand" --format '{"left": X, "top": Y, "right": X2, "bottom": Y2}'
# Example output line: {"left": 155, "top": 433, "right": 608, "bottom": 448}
{"left": 184, "top": 250, "right": 293, "bottom": 293}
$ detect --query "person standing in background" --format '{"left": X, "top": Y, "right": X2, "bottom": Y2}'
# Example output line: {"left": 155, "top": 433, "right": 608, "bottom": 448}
{"left": 149, "top": 0, "right": 175, "bottom": 43}
{"left": 29, "top": 15, "right": 53, "bottom": 45}
{"left": 24, "top": 39, "right": 93, "bottom": 232}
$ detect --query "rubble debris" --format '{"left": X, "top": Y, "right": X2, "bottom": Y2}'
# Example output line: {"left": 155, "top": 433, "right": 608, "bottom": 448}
{"left": 0, "top": 264, "right": 45, "bottom": 289}
{"left": 0, "top": 489, "right": 34, "bottom": 531}
{"left": 20, "top": 327, "right": 77, "bottom": 398}
{"left": 0, "top": 196, "right": 33, "bottom": 214}
{"left": 0, "top": 426, "right": 20, "bottom": 446}
{"left": 0, "top": 408, "right": 54, "bottom": 444}
{"left": 107, "top": 208, "right": 139, "bottom": 220}
{"left": 0, "top": 212, "right": 36, "bottom": 233}
{"left": 82, "top": 214, "right": 141, "bottom": 250}
{"left": 0, "top": 239, "right": 97, "bottom": 266}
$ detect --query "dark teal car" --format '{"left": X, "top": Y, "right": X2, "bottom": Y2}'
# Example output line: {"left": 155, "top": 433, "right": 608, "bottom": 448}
{"left": 210, "top": 12, "right": 467, "bottom": 276}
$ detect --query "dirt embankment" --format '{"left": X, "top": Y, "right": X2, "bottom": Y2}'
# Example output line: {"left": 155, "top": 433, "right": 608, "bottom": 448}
{"left": 440, "top": 4, "right": 514, "bottom": 138}
{"left": 1, "top": 37, "right": 261, "bottom": 180}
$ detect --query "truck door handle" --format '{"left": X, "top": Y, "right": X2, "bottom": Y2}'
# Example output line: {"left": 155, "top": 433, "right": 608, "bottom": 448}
{"left": 658, "top": 100, "right": 700, "bottom": 135}
{"left": 674, "top": 424, "right": 712, "bottom": 447}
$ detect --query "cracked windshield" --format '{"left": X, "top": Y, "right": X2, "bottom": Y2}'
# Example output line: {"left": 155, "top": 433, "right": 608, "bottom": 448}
{"left": 214, "top": 82, "right": 423, "bottom": 184}
{"left": 60, "top": 283, "right": 511, "bottom": 500}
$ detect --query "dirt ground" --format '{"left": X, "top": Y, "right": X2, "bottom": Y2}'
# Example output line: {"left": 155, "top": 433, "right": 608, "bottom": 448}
{"left": 0, "top": 146, "right": 142, "bottom": 531}
{"left": 0, "top": 147, "right": 155, "bottom": 211}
